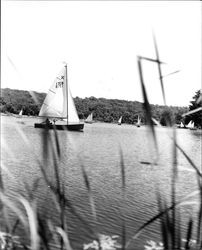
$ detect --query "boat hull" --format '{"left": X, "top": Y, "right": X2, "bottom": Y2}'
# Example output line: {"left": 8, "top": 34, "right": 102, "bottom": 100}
{"left": 85, "top": 121, "right": 93, "bottom": 124}
{"left": 34, "top": 123, "right": 84, "bottom": 131}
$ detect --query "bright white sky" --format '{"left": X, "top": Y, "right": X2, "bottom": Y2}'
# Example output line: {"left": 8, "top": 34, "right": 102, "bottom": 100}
{"left": 1, "top": 1, "right": 201, "bottom": 106}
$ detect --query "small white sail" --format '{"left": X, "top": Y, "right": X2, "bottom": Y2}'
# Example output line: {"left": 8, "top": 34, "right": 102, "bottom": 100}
{"left": 137, "top": 116, "right": 141, "bottom": 127}
{"left": 118, "top": 116, "right": 122, "bottom": 125}
{"left": 19, "top": 110, "right": 23, "bottom": 116}
{"left": 85, "top": 113, "right": 93, "bottom": 123}
{"left": 186, "top": 120, "right": 193, "bottom": 128}
{"left": 180, "top": 122, "right": 184, "bottom": 128}
{"left": 151, "top": 117, "right": 161, "bottom": 126}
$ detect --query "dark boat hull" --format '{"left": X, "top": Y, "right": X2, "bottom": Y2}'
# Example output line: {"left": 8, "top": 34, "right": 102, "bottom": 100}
{"left": 85, "top": 121, "right": 93, "bottom": 124}
{"left": 34, "top": 123, "right": 84, "bottom": 131}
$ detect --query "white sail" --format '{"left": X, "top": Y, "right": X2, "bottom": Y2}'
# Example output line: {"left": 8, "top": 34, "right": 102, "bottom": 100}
{"left": 19, "top": 110, "right": 23, "bottom": 116}
{"left": 186, "top": 120, "right": 193, "bottom": 128}
{"left": 118, "top": 116, "right": 122, "bottom": 124}
{"left": 180, "top": 122, "right": 184, "bottom": 128}
{"left": 39, "top": 65, "right": 80, "bottom": 124}
{"left": 67, "top": 87, "right": 80, "bottom": 124}
{"left": 137, "top": 116, "right": 141, "bottom": 126}
{"left": 85, "top": 113, "right": 93, "bottom": 122}
{"left": 39, "top": 67, "right": 67, "bottom": 118}
{"left": 151, "top": 117, "right": 161, "bottom": 126}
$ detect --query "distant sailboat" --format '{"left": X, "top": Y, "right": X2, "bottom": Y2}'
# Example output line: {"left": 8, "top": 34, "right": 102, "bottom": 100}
{"left": 85, "top": 113, "right": 93, "bottom": 124}
{"left": 34, "top": 64, "right": 84, "bottom": 131}
{"left": 180, "top": 122, "right": 184, "bottom": 128}
{"left": 186, "top": 120, "right": 193, "bottom": 129}
{"left": 14, "top": 109, "right": 23, "bottom": 118}
{"left": 178, "top": 121, "right": 186, "bottom": 129}
{"left": 118, "top": 116, "right": 122, "bottom": 125}
{"left": 187, "top": 120, "right": 197, "bottom": 130}
{"left": 19, "top": 109, "right": 23, "bottom": 116}
{"left": 136, "top": 116, "right": 141, "bottom": 127}
{"left": 151, "top": 117, "right": 161, "bottom": 127}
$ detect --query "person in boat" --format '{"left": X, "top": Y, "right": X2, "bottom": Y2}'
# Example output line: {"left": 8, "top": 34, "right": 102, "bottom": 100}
{"left": 45, "top": 118, "right": 52, "bottom": 125}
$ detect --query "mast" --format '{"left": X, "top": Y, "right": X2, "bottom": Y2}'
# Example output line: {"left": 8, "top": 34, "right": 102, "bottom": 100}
{"left": 65, "top": 63, "right": 68, "bottom": 124}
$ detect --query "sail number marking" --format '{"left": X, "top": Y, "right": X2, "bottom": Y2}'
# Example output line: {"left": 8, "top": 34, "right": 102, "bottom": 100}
{"left": 55, "top": 76, "right": 64, "bottom": 88}
{"left": 55, "top": 81, "right": 64, "bottom": 88}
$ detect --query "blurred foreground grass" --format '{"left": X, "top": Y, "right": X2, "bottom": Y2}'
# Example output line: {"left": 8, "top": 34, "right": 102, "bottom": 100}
{"left": 1, "top": 47, "right": 202, "bottom": 250}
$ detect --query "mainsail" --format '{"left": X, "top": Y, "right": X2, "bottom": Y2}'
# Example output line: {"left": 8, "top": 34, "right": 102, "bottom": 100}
{"left": 186, "top": 120, "right": 193, "bottom": 128}
{"left": 137, "top": 116, "right": 141, "bottom": 127}
{"left": 118, "top": 116, "right": 122, "bottom": 125}
{"left": 85, "top": 113, "right": 93, "bottom": 122}
{"left": 39, "top": 66, "right": 80, "bottom": 124}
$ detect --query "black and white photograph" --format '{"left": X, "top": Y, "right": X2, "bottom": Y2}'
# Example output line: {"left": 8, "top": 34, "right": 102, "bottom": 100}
{"left": 1, "top": 1, "right": 202, "bottom": 250}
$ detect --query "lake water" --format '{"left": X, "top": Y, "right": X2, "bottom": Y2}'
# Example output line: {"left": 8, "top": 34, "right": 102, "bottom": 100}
{"left": 1, "top": 114, "right": 201, "bottom": 249}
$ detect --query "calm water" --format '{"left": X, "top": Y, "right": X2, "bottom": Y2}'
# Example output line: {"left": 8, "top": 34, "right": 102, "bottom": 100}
{"left": 1, "top": 114, "right": 201, "bottom": 249}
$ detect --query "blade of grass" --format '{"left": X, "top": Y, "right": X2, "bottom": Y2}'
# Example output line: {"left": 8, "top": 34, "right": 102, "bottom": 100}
{"left": 53, "top": 126, "right": 61, "bottom": 158}
{"left": 196, "top": 180, "right": 202, "bottom": 246}
{"left": 171, "top": 128, "right": 178, "bottom": 249}
{"left": 119, "top": 147, "right": 126, "bottom": 192}
{"left": 0, "top": 192, "right": 27, "bottom": 228}
{"left": 56, "top": 227, "right": 73, "bottom": 250}
{"left": 138, "top": 55, "right": 166, "bottom": 64}
{"left": 119, "top": 147, "right": 126, "bottom": 250}
{"left": 182, "top": 107, "right": 202, "bottom": 117}
{"left": 137, "top": 57, "right": 158, "bottom": 157}
{"left": 37, "top": 214, "right": 53, "bottom": 250}
{"left": 157, "top": 192, "right": 169, "bottom": 249}
{"left": 185, "top": 219, "right": 193, "bottom": 250}
{"left": 153, "top": 32, "right": 166, "bottom": 105}
{"left": 18, "top": 197, "right": 39, "bottom": 250}
{"left": 11, "top": 219, "right": 20, "bottom": 235}
{"left": 80, "top": 163, "right": 97, "bottom": 223}
{"left": 80, "top": 163, "right": 100, "bottom": 249}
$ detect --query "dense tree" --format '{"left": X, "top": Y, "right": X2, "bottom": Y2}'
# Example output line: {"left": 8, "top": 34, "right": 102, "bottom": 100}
{"left": 186, "top": 90, "right": 202, "bottom": 128}
{"left": 1, "top": 88, "right": 188, "bottom": 125}
{"left": 160, "top": 108, "right": 175, "bottom": 126}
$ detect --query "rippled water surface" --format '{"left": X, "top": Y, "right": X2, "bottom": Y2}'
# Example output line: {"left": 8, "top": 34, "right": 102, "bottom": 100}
{"left": 1, "top": 115, "right": 201, "bottom": 249}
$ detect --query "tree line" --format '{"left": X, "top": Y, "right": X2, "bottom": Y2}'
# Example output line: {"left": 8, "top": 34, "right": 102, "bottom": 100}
{"left": 1, "top": 88, "right": 200, "bottom": 127}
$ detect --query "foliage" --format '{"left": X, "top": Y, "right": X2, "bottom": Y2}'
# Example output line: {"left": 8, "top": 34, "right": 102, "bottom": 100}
{"left": 185, "top": 90, "right": 202, "bottom": 128}
{"left": 1, "top": 88, "right": 188, "bottom": 125}
{"left": 159, "top": 108, "right": 174, "bottom": 126}
{"left": 0, "top": 88, "right": 45, "bottom": 116}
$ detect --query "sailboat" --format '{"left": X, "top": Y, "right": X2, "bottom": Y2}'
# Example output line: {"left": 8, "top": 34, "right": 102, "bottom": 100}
{"left": 19, "top": 109, "right": 23, "bottom": 116}
{"left": 178, "top": 121, "right": 186, "bottom": 129}
{"left": 187, "top": 120, "right": 197, "bottom": 130}
{"left": 118, "top": 116, "right": 122, "bottom": 125}
{"left": 136, "top": 116, "right": 141, "bottom": 127}
{"left": 34, "top": 64, "right": 84, "bottom": 131}
{"left": 180, "top": 121, "right": 184, "bottom": 128}
{"left": 151, "top": 117, "right": 161, "bottom": 126}
{"left": 85, "top": 113, "right": 93, "bottom": 124}
{"left": 186, "top": 120, "right": 193, "bottom": 129}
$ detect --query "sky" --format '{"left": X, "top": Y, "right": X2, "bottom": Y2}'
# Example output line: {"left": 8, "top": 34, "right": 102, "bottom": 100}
{"left": 1, "top": 1, "right": 201, "bottom": 106}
